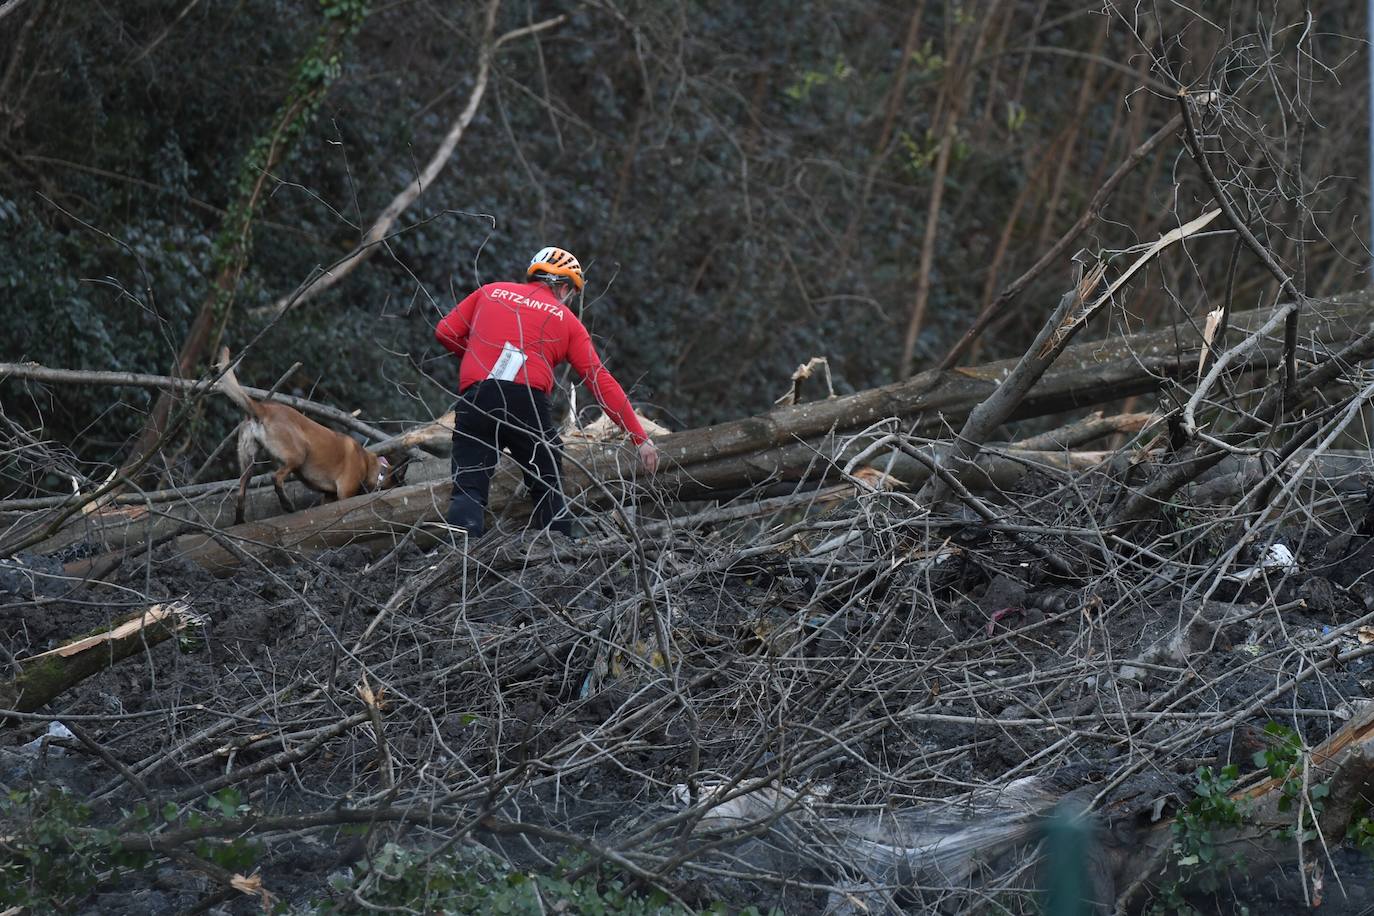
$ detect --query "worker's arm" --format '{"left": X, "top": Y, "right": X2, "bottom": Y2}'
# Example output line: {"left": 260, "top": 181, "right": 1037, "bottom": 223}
{"left": 566, "top": 321, "right": 650, "bottom": 446}
{"left": 435, "top": 289, "right": 480, "bottom": 359}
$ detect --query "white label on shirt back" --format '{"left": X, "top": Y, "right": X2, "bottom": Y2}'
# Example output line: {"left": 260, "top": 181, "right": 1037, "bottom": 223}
{"left": 488, "top": 342, "right": 527, "bottom": 382}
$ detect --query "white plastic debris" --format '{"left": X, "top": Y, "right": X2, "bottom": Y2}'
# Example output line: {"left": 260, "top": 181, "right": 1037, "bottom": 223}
{"left": 669, "top": 780, "right": 831, "bottom": 829}
{"left": 19, "top": 721, "right": 75, "bottom": 757}
{"left": 1226, "top": 543, "right": 1297, "bottom": 583}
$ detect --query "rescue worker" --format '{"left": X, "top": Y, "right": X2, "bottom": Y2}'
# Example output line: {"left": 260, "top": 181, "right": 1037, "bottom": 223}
{"left": 434, "top": 246, "right": 659, "bottom": 538}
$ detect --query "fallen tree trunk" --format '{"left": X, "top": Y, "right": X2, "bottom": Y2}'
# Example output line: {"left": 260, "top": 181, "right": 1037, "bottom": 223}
{"left": 650, "top": 291, "right": 1374, "bottom": 471}
{"left": 62, "top": 444, "right": 1097, "bottom": 575}
{"left": 190, "top": 289, "right": 1374, "bottom": 518}
{"left": 44, "top": 414, "right": 1374, "bottom": 580}
{"left": 66, "top": 443, "right": 1374, "bottom": 577}
{"left": 265, "top": 292, "right": 1374, "bottom": 466}
{"left": 22, "top": 292, "right": 1374, "bottom": 569}
{"left": 0, "top": 601, "right": 201, "bottom": 714}
{"left": 56, "top": 425, "right": 1374, "bottom": 579}
{"left": 160, "top": 483, "right": 454, "bottom": 575}
{"left": 1009, "top": 410, "right": 1153, "bottom": 450}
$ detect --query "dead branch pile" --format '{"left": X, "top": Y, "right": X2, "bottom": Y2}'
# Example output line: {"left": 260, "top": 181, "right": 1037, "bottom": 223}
{"left": 6, "top": 397, "right": 1374, "bottom": 913}
{"left": 8, "top": 264, "right": 1374, "bottom": 912}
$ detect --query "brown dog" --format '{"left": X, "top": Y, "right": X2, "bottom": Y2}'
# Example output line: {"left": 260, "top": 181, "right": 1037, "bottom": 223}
{"left": 217, "top": 348, "right": 407, "bottom": 524}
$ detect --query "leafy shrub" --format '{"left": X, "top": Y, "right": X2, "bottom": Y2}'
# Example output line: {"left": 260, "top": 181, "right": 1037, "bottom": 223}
{"left": 0, "top": 785, "right": 258, "bottom": 911}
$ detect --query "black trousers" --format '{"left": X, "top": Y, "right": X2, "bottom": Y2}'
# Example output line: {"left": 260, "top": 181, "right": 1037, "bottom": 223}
{"left": 445, "top": 380, "right": 570, "bottom": 538}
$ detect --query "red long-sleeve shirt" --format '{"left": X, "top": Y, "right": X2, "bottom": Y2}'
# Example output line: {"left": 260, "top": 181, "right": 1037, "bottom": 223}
{"left": 435, "top": 281, "right": 650, "bottom": 445}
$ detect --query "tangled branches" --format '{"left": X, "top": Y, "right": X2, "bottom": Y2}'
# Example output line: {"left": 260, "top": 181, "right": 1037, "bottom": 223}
{"left": 6, "top": 401, "right": 1374, "bottom": 913}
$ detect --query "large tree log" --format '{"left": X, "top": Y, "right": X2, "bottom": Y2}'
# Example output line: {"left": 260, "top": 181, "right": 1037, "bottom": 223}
{"left": 64, "top": 444, "right": 1075, "bottom": 576}
{"left": 262, "top": 293, "right": 1374, "bottom": 469}
{"left": 370, "top": 291, "right": 1374, "bottom": 477}
{"left": 8, "top": 457, "right": 451, "bottom": 560}
{"left": 649, "top": 292, "right": 1371, "bottom": 469}
{"left": 920, "top": 210, "right": 1217, "bottom": 505}
{"left": 69, "top": 442, "right": 1374, "bottom": 578}
{"left": 24, "top": 292, "right": 1374, "bottom": 570}
{"left": 157, "top": 482, "right": 455, "bottom": 575}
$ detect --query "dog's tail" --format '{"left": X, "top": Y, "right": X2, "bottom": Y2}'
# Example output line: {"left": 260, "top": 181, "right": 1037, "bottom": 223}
{"left": 216, "top": 347, "right": 260, "bottom": 417}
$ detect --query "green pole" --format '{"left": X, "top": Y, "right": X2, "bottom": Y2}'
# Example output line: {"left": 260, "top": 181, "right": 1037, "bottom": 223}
{"left": 1042, "top": 803, "right": 1095, "bottom": 916}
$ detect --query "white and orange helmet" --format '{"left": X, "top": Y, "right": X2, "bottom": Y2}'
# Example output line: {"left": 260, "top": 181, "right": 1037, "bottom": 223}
{"left": 527, "top": 246, "right": 585, "bottom": 291}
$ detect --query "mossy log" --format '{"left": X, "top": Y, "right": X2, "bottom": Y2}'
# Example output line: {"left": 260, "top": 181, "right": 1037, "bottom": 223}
{"left": 0, "top": 601, "right": 201, "bottom": 714}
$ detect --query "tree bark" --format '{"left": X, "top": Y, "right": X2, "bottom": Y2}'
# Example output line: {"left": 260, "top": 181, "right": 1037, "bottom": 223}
{"left": 1008, "top": 411, "right": 1152, "bottom": 451}
{"left": 660, "top": 290, "right": 1371, "bottom": 473}
{"left": 69, "top": 440, "right": 1374, "bottom": 578}
{"left": 19, "top": 457, "right": 450, "bottom": 560}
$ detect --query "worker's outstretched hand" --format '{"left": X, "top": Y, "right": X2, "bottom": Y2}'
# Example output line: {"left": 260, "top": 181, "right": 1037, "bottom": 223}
{"left": 638, "top": 439, "right": 660, "bottom": 475}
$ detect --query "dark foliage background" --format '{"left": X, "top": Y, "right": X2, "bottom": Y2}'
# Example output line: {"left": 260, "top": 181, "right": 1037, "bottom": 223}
{"left": 1, "top": 0, "right": 1367, "bottom": 490}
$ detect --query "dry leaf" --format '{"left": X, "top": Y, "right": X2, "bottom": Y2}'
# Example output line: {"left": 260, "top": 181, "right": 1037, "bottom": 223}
{"left": 231, "top": 873, "right": 263, "bottom": 894}
{"left": 1198, "top": 306, "right": 1224, "bottom": 378}
{"left": 1358, "top": 626, "right": 1374, "bottom": 645}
